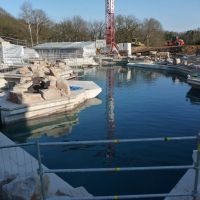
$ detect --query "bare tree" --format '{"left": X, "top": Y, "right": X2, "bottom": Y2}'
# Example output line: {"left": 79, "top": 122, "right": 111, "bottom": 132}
{"left": 115, "top": 15, "right": 141, "bottom": 43}
{"left": 71, "top": 16, "right": 89, "bottom": 41}
{"left": 89, "top": 21, "right": 105, "bottom": 40}
{"left": 55, "top": 19, "right": 74, "bottom": 41}
{"left": 20, "top": 1, "right": 34, "bottom": 46}
{"left": 142, "top": 18, "right": 164, "bottom": 47}
{"left": 32, "top": 9, "right": 49, "bottom": 44}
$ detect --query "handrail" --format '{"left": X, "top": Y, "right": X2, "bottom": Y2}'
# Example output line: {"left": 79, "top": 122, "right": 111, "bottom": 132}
{"left": 0, "top": 135, "right": 198, "bottom": 200}
{"left": 51, "top": 193, "right": 195, "bottom": 200}
{"left": 45, "top": 165, "right": 194, "bottom": 174}
{"left": 0, "top": 136, "right": 196, "bottom": 149}
{"left": 39, "top": 136, "right": 197, "bottom": 146}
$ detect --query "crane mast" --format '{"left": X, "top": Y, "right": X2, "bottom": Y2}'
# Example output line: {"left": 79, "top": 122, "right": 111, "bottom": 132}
{"left": 105, "top": 0, "right": 117, "bottom": 52}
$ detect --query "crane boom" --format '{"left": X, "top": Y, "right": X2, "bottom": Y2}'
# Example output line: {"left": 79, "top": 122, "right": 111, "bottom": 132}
{"left": 105, "top": 0, "right": 117, "bottom": 52}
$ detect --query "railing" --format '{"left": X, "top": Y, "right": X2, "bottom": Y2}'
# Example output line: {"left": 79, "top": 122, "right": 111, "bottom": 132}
{"left": 0, "top": 135, "right": 199, "bottom": 200}
{"left": 0, "top": 36, "right": 27, "bottom": 46}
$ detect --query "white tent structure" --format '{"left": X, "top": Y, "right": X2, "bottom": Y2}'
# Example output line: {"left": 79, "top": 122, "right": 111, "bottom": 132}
{"left": 34, "top": 41, "right": 96, "bottom": 60}
{"left": 23, "top": 47, "right": 39, "bottom": 60}
{"left": 0, "top": 38, "right": 39, "bottom": 66}
{"left": 0, "top": 39, "right": 24, "bottom": 65}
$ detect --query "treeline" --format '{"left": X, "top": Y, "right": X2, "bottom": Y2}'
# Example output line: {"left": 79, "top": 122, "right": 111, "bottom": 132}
{"left": 165, "top": 30, "right": 200, "bottom": 45}
{"left": 0, "top": 7, "right": 27, "bottom": 40}
{"left": 0, "top": 2, "right": 200, "bottom": 47}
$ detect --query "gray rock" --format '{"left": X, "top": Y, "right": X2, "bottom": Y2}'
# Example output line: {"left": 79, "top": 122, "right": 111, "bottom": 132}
{"left": 0, "top": 174, "right": 17, "bottom": 198}
{"left": 20, "top": 77, "right": 32, "bottom": 84}
{"left": 50, "top": 68, "right": 60, "bottom": 78}
{"left": 2, "top": 175, "right": 50, "bottom": 200}
{"left": 2, "top": 176, "right": 37, "bottom": 200}
{"left": 56, "top": 79, "right": 71, "bottom": 96}
{"left": 18, "top": 67, "right": 31, "bottom": 75}
{"left": 9, "top": 92, "right": 44, "bottom": 104}
{"left": 54, "top": 186, "right": 92, "bottom": 198}
{"left": 40, "top": 89, "right": 62, "bottom": 100}
{"left": 47, "top": 197, "right": 70, "bottom": 200}
{"left": 33, "top": 70, "right": 45, "bottom": 78}
{"left": 48, "top": 76, "right": 57, "bottom": 89}
{"left": 21, "top": 93, "right": 44, "bottom": 104}
{"left": 73, "top": 186, "right": 93, "bottom": 198}
{"left": 43, "top": 67, "right": 51, "bottom": 75}
{"left": 13, "top": 82, "right": 33, "bottom": 92}
{"left": 57, "top": 62, "right": 66, "bottom": 69}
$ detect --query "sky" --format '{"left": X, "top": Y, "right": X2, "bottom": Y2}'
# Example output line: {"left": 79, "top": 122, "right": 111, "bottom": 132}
{"left": 0, "top": 0, "right": 200, "bottom": 32}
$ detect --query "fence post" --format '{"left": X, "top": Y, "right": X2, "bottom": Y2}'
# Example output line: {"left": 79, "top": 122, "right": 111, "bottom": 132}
{"left": 36, "top": 140, "right": 46, "bottom": 200}
{"left": 193, "top": 133, "right": 200, "bottom": 200}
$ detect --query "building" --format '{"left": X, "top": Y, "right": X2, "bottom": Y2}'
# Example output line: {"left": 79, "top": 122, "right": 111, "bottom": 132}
{"left": 34, "top": 41, "right": 96, "bottom": 60}
{"left": 0, "top": 37, "right": 24, "bottom": 65}
{"left": 0, "top": 37, "right": 39, "bottom": 66}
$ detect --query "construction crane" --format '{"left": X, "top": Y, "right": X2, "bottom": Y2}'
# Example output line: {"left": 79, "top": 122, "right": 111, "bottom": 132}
{"left": 105, "top": 0, "right": 118, "bottom": 53}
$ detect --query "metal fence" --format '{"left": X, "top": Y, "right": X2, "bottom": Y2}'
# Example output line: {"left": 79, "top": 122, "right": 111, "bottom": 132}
{"left": 0, "top": 36, "right": 27, "bottom": 46}
{"left": 0, "top": 135, "right": 199, "bottom": 200}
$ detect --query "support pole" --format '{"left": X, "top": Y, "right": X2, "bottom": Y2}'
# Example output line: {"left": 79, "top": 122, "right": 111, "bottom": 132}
{"left": 193, "top": 133, "right": 200, "bottom": 200}
{"left": 36, "top": 140, "right": 46, "bottom": 200}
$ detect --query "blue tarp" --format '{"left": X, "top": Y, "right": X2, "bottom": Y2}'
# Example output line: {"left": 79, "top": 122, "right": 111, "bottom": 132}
{"left": 70, "top": 86, "right": 83, "bottom": 91}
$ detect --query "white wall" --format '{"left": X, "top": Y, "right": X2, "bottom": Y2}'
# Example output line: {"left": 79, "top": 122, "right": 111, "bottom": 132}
{"left": 118, "top": 43, "right": 132, "bottom": 56}
{"left": 1, "top": 42, "right": 24, "bottom": 65}
{"left": 0, "top": 43, "right": 3, "bottom": 63}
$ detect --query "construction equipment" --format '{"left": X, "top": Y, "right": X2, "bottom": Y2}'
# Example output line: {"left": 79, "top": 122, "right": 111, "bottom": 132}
{"left": 132, "top": 38, "right": 145, "bottom": 47}
{"left": 105, "top": 0, "right": 118, "bottom": 53}
{"left": 167, "top": 36, "right": 185, "bottom": 46}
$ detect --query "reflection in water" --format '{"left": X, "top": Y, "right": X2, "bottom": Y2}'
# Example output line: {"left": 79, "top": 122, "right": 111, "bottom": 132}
{"left": 2, "top": 98, "right": 102, "bottom": 142}
{"left": 171, "top": 75, "right": 187, "bottom": 84}
{"left": 106, "top": 68, "right": 115, "bottom": 160}
{"left": 127, "top": 69, "right": 132, "bottom": 81}
{"left": 186, "top": 88, "right": 200, "bottom": 104}
{"left": 116, "top": 67, "right": 163, "bottom": 87}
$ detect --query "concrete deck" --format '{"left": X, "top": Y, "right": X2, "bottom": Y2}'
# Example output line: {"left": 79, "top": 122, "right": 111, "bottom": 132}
{"left": 165, "top": 151, "right": 200, "bottom": 200}
{"left": 127, "top": 62, "right": 169, "bottom": 70}
{"left": 64, "top": 57, "right": 98, "bottom": 67}
{"left": 0, "top": 80, "right": 102, "bottom": 125}
{"left": 127, "top": 62, "right": 200, "bottom": 78}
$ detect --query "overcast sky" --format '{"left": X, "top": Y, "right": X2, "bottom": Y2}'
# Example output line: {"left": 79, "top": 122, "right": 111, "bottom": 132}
{"left": 0, "top": 0, "right": 200, "bottom": 32}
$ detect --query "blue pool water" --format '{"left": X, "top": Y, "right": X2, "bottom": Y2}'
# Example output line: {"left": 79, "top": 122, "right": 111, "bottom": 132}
{"left": 2, "top": 67, "right": 200, "bottom": 199}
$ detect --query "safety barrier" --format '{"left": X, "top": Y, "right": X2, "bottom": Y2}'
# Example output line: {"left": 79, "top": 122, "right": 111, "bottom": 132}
{"left": 0, "top": 135, "right": 199, "bottom": 200}
{"left": 0, "top": 36, "right": 27, "bottom": 46}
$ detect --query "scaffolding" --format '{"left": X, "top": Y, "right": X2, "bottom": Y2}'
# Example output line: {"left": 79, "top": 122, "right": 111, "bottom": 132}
{"left": 34, "top": 42, "right": 96, "bottom": 60}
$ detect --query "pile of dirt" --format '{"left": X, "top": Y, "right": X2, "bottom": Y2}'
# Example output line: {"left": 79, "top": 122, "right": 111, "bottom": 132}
{"left": 182, "top": 45, "right": 200, "bottom": 55}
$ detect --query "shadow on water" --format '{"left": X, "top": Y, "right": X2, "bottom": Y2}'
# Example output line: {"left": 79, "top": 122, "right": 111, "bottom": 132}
{"left": 2, "top": 112, "right": 77, "bottom": 142}
{"left": 1, "top": 97, "right": 102, "bottom": 143}
{"left": 186, "top": 88, "right": 200, "bottom": 104}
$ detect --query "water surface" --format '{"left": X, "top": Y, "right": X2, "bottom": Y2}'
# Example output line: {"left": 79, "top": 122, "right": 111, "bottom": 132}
{"left": 2, "top": 67, "right": 200, "bottom": 199}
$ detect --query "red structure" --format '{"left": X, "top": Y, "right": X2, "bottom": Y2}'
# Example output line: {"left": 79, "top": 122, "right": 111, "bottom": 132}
{"left": 167, "top": 36, "right": 185, "bottom": 46}
{"left": 105, "top": 0, "right": 117, "bottom": 52}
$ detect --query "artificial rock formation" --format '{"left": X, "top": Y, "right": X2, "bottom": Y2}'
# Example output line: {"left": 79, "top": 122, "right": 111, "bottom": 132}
{"left": 1, "top": 174, "right": 50, "bottom": 200}
{"left": 16, "top": 60, "right": 75, "bottom": 80}
{"left": 8, "top": 60, "right": 72, "bottom": 104}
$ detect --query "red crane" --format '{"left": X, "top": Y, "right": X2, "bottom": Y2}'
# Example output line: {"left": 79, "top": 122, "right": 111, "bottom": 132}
{"left": 105, "top": 0, "right": 118, "bottom": 53}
